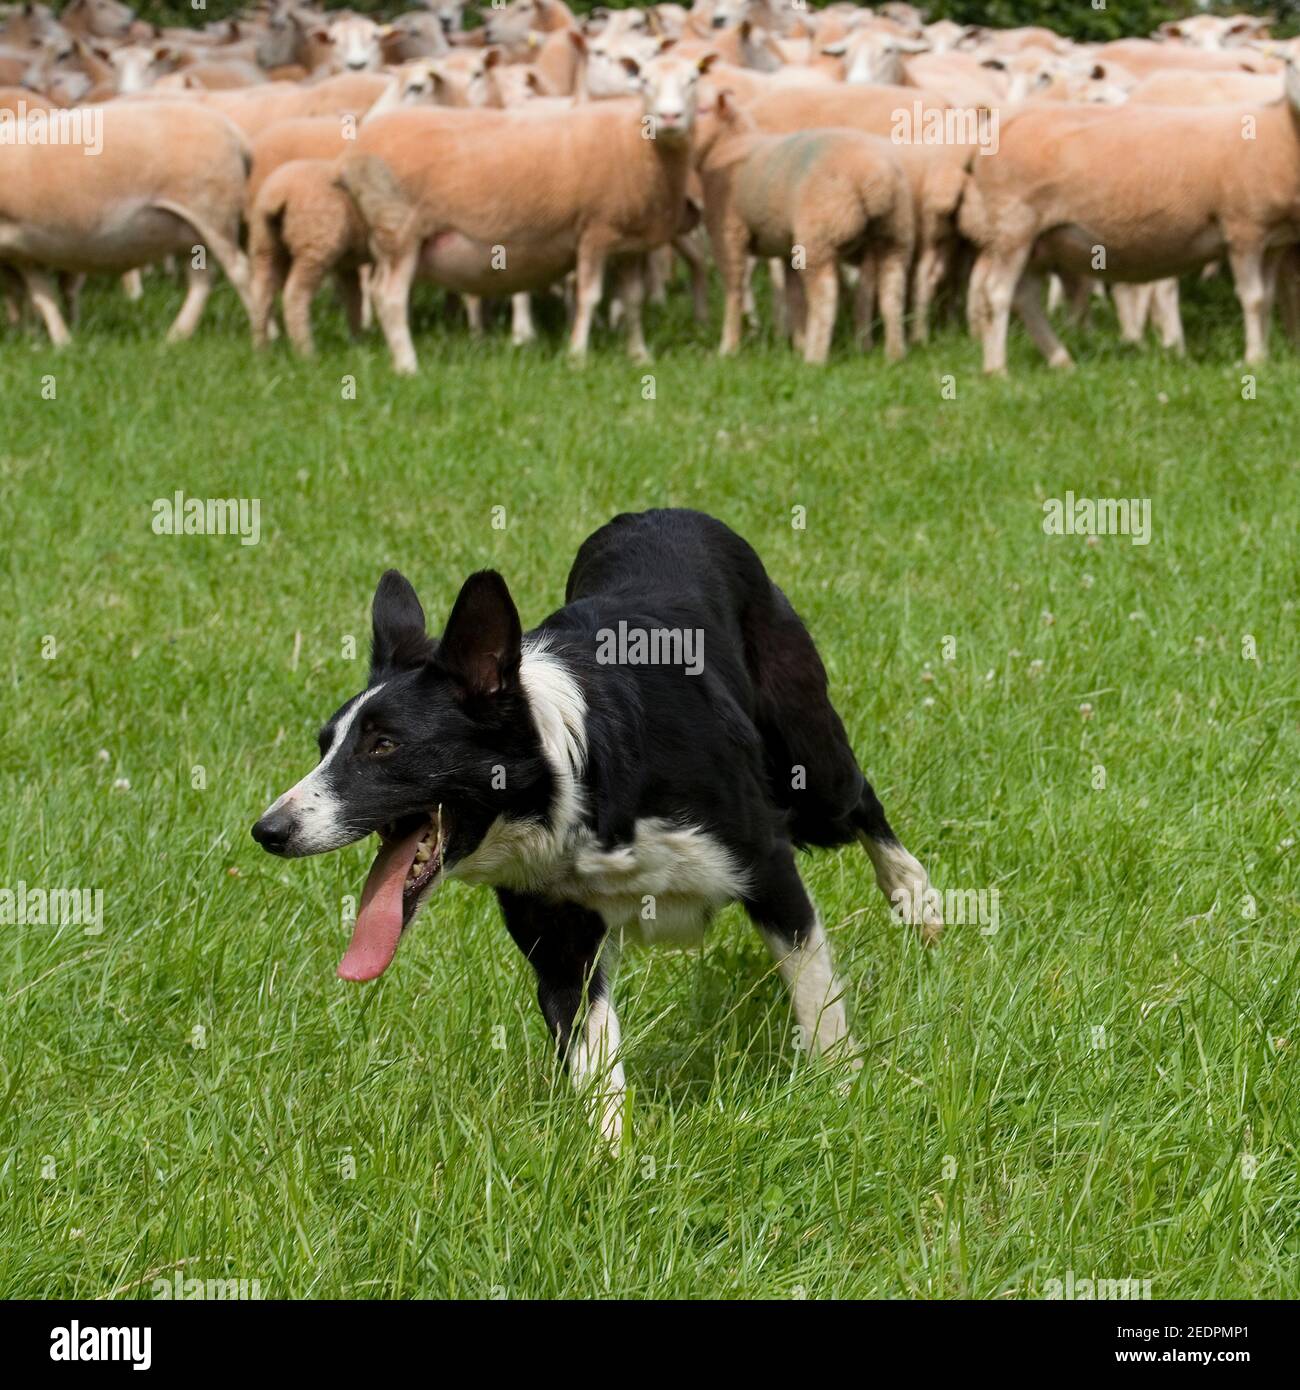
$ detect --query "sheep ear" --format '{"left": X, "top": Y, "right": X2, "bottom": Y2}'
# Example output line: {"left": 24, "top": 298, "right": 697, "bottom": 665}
{"left": 482, "top": 46, "right": 502, "bottom": 69}
{"left": 620, "top": 55, "right": 641, "bottom": 77}
{"left": 697, "top": 50, "right": 719, "bottom": 74}
{"left": 370, "top": 570, "right": 428, "bottom": 677}
{"left": 436, "top": 571, "right": 522, "bottom": 699}
{"left": 567, "top": 29, "right": 587, "bottom": 54}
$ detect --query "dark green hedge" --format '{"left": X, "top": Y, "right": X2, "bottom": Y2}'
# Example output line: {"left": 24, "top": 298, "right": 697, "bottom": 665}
{"left": 121, "top": 0, "right": 1296, "bottom": 43}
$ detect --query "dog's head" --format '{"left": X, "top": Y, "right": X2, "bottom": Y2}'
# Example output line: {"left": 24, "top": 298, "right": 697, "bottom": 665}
{"left": 252, "top": 568, "right": 553, "bottom": 981}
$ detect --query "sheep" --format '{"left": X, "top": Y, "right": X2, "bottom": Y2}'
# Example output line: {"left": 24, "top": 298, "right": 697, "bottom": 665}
{"left": 746, "top": 83, "right": 973, "bottom": 344}
{"left": 338, "top": 51, "right": 716, "bottom": 373}
{"left": 1093, "top": 38, "right": 1274, "bottom": 78}
{"left": 58, "top": 0, "right": 133, "bottom": 42}
{"left": 248, "top": 157, "right": 366, "bottom": 355}
{"left": 0, "top": 100, "right": 254, "bottom": 345}
{"left": 960, "top": 66, "right": 1300, "bottom": 371}
{"left": 694, "top": 92, "right": 914, "bottom": 363}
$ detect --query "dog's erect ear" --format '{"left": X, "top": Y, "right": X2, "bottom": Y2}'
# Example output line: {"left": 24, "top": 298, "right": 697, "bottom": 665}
{"left": 370, "top": 569, "right": 428, "bottom": 677}
{"left": 437, "top": 570, "right": 521, "bottom": 698}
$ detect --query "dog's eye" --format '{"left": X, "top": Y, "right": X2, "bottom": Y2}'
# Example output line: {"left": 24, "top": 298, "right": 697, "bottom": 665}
{"left": 369, "top": 736, "right": 398, "bottom": 757}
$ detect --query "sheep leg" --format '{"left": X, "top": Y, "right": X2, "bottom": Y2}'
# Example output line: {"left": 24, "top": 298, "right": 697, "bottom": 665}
{"left": 282, "top": 257, "right": 327, "bottom": 357}
{"left": 713, "top": 230, "right": 748, "bottom": 356}
{"left": 1112, "top": 282, "right": 1152, "bottom": 344}
{"left": 853, "top": 253, "right": 876, "bottom": 351}
{"left": 1064, "top": 273, "right": 1094, "bottom": 329}
{"left": 765, "top": 257, "right": 784, "bottom": 334}
{"left": 463, "top": 294, "right": 484, "bottom": 337}
{"left": 358, "top": 265, "right": 374, "bottom": 332}
{"left": 785, "top": 268, "right": 807, "bottom": 355}
{"left": 121, "top": 268, "right": 143, "bottom": 301}
{"left": 61, "top": 273, "right": 84, "bottom": 329}
{"left": 167, "top": 214, "right": 254, "bottom": 327}
{"left": 801, "top": 261, "right": 837, "bottom": 365}
{"left": 979, "top": 244, "right": 1032, "bottom": 374}
{"left": 20, "top": 268, "right": 71, "bottom": 347}
{"left": 673, "top": 231, "right": 710, "bottom": 325}
{"left": 878, "top": 243, "right": 909, "bottom": 362}
{"left": 1013, "top": 269, "right": 1072, "bottom": 369}
{"left": 249, "top": 233, "right": 284, "bottom": 350}
{"left": 646, "top": 245, "right": 670, "bottom": 306}
{"left": 1151, "top": 278, "right": 1184, "bottom": 354}
{"left": 1229, "top": 243, "right": 1270, "bottom": 365}
{"left": 910, "top": 240, "right": 944, "bottom": 345}
{"left": 617, "top": 257, "right": 650, "bottom": 364}
{"left": 569, "top": 239, "right": 608, "bottom": 361}
{"left": 2, "top": 269, "right": 20, "bottom": 328}
{"left": 334, "top": 267, "right": 364, "bottom": 339}
{"left": 166, "top": 259, "right": 213, "bottom": 342}
{"left": 511, "top": 293, "right": 535, "bottom": 346}
{"left": 967, "top": 251, "right": 991, "bottom": 340}
{"left": 372, "top": 247, "right": 420, "bottom": 374}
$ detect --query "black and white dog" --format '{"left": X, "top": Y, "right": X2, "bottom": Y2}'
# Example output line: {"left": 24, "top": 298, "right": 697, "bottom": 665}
{"left": 252, "top": 510, "right": 939, "bottom": 1146}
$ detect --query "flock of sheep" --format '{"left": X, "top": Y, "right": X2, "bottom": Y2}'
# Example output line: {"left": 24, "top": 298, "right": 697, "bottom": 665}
{"left": 2, "top": 0, "right": 1298, "bottom": 372}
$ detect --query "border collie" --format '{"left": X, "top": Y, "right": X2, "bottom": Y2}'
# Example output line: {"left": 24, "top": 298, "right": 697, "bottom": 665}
{"left": 252, "top": 510, "right": 940, "bottom": 1146}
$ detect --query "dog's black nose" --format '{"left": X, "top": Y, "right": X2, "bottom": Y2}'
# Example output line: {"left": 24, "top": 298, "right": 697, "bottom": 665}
{"left": 251, "top": 806, "right": 295, "bottom": 854}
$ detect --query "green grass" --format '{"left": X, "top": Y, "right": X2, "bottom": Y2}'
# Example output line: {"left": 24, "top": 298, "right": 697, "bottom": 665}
{"left": 0, "top": 271, "right": 1297, "bottom": 1300}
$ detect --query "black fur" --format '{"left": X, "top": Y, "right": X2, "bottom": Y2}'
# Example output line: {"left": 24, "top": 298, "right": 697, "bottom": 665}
{"left": 254, "top": 509, "right": 909, "bottom": 1062}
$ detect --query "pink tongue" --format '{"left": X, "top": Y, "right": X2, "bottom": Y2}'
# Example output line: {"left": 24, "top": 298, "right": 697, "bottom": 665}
{"left": 337, "top": 826, "right": 426, "bottom": 982}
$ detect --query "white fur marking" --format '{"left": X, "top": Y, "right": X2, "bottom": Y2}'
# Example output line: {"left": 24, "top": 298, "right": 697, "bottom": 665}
{"left": 860, "top": 833, "right": 943, "bottom": 942}
{"left": 762, "top": 915, "right": 852, "bottom": 1058}
{"left": 265, "top": 682, "right": 386, "bottom": 853}
{"left": 449, "top": 641, "right": 587, "bottom": 889}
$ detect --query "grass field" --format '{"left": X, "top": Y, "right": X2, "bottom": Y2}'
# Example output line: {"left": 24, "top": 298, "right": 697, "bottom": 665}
{"left": 0, "top": 272, "right": 1297, "bottom": 1300}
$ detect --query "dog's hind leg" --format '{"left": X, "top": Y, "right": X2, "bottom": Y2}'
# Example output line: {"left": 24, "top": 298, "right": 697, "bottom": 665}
{"left": 745, "top": 843, "right": 856, "bottom": 1065}
{"left": 497, "top": 890, "right": 626, "bottom": 1153}
{"left": 854, "top": 784, "right": 942, "bottom": 945}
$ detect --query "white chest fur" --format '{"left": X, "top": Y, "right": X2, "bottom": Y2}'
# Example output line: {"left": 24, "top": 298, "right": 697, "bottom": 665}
{"left": 455, "top": 815, "right": 750, "bottom": 950}
{"left": 566, "top": 819, "right": 750, "bottom": 948}
{"left": 453, "top": 644, "right": 750, "bottom": 948}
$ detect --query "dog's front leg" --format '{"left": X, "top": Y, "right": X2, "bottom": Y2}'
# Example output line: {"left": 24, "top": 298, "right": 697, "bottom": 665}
{"left": 497, "top": 890, "right": 626, "bottom": 1153}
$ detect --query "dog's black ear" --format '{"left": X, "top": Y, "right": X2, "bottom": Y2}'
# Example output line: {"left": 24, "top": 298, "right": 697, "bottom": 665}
{"left": 437, "top": 570, "right": 521, "bottom": 698}
{"left": 370, "top": 569, "right": 428, "bottom": 677}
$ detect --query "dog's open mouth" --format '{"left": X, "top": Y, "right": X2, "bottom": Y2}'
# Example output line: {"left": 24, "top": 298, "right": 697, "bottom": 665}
{"left": 337, "top": 811, "right": 445, "bottom": 983}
